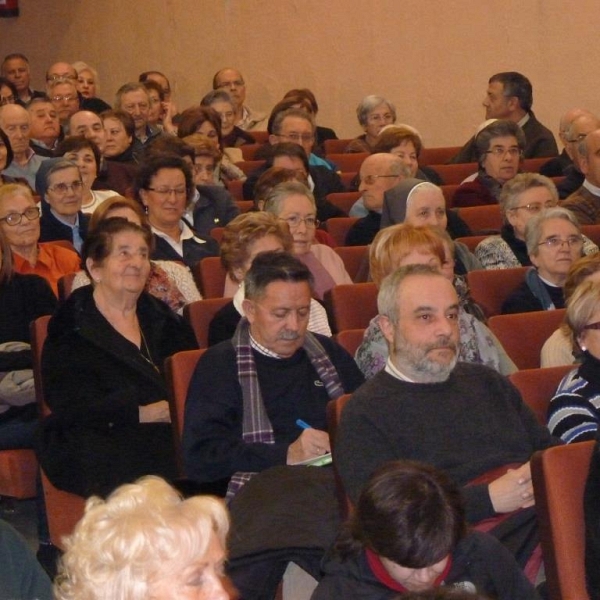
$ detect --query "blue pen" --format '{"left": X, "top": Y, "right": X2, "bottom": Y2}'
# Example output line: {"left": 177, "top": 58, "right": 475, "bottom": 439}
{"left": 296, "top": 419, "right": 312, "bottom": 430}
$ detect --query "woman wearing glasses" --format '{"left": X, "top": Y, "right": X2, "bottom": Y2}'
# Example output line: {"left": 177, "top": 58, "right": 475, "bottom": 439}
{"left": 0, "top": 184, "right": 80, "bottom": 296}
{"left": 35, "top": 158, "right": 90, "bottom": 254}
{"left": 548, "top": 279, "right": 600, "bottom": 443}
{"left": 475, "top": 173, "right": 591, "bottom": 269}
{"left": 135, "top": 154, "right": 219, "bottom": 270}
{"left": 346, "top": 95, "right": 396, "bottom": 154}
{"left": 453, "top": 120, "right": 525, "bottom": 208}
{"left": 264, "top": 181, "right": 351, "bottom": 300}
{"left": 502, "top": 207, "right": 585, "bottom": 313}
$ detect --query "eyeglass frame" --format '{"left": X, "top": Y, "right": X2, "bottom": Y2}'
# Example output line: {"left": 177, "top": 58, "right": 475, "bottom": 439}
{"left": 146, "top": 186, "right": 188, "bottom": 198}
{"left": 537, "top": 235, "right": 584, "bottom": 249}
{"left": 0, "top": 206, "right": 41, "bottom": 226}
{"left": 509, "top": 201, "right": 557, "bottom": 215}
{"left": 484, "top": 147, "right": 522, "bottom": 158}
{"left": 47, "top": 180, "right": 84, "bottom": 195}
{"left": 278, "top": 215, "right": 320, "bottom": 229}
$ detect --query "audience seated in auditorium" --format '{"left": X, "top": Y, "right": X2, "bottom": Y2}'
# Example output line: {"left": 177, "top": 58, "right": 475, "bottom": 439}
{"left": 56, "top": 135, "right": 118, "bottom": 214}
{"left": 542, "top": 254, "right": 600, "bottom": 367}
{"left": 0, "top": 183, "right": 80, "bottom": 295}
{"left": 72, "top": 195, "right": 201, "bottom": 314}
{"left": 264, "top": 181, "right": 352, "bottom": 299}
{"left": 548, "top": 280, "right": 600, "bottom": 443}
{"left": 183, "top": 250, "right": 363, "bottom": 497}
{"left": 449, "top": 71, "right": 557, "bottom": 163}
{"left": 201, "top": 89, "right": 255, "bottom": 148}
{"left": 311, "top": 461, "right": 538, "bottom": 600}
{"left": 115, "top": 82, "right": 162, "bottom": 155}
{"left": 346, "top": 154, "right": 407, "bottom": 246}
{"left": 39, "top": 218, "right": 198, "bottom": 497}
{"left": 244, "top": 142, "right": 345, "bottom": 221}
{"left": 452, "top": 120, "right": 524, "bottom": 207}
{"left": 563, "top": 128, "right": 600, "bottom": 224}
{"left": 337, "top": 263, "right": 558, "bottom": 575}
{"left": 346, "top": 95, "right": 396, "bottom": 153}
{"left": 381, "top": 178, "right": 479, "bottom": 274}
{"left": 283, "top": 87, "right": 338, "bottom": 153}
{"left": 135, "top": 154, "right": 219, "bottom": 269}
{"left": 176, "top": 104, "right": 246, "bottom": 184}
{"left": 0, "top": 103, "right": 48, "bottom": 188}
{"left": 0, "top": 225, "right": 56, "bottom": 451}
{"left": 47, "top": 78, "right": 80, "bottom": 129}
{"left": 36, "top": 157, "right": 90, "bottom": 254}
{"left": 212, "top": 67, "right": 265, "bottom": 131}
{"left": 502, "top": 207, "right": 584, "bottom": 313}
{"left": 372, "top": 124, "right": 444, "bottom": 185}
{"left": 210, "top": 211, "right": 331, "bottom": 345}
{"left": 27, "top": 98, "right": 61, "bottom": 157}
{"left": 540, "top": 108, "right": 594, "bottom": 178}
{"left": 55, "top": 476, "right": 229, "bottom": 600}
{"left": 355, "top": 224, "right": 514, "bottom": 379}
{"left": 1, "top": 53, "right": 44, "bottom": 106}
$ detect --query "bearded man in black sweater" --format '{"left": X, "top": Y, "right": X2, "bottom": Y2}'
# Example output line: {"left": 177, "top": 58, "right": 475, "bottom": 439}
{"left": 336, "top": 264, "right": 559, "bottom": 574}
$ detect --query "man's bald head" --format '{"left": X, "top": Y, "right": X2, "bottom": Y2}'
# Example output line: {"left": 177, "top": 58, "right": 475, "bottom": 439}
{"left": 69, "top": 110, "right": 106, "bottom": 152}
{"left": 46, "top": 61, "right": 77, "bottom": 85}
{"left": 359, "top": 153, "right": 408, "bottom": 212}
{"left": 0, "top": 103, "right": 31, "bottom": 157}
{"left": 559, "top": 108, "right": 593, "bottom": 147}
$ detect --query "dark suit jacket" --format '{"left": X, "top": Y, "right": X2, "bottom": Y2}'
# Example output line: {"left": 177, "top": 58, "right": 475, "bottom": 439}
{"left": 192, "top": 185, "right": 240, "bottom": 238}
{"left": 449, "top": 112, "right": 558, "bottom": 164}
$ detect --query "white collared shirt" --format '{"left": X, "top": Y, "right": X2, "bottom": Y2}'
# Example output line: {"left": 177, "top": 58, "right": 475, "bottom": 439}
{"left": 151, "top": 220, "right": 206, "bottom": 257}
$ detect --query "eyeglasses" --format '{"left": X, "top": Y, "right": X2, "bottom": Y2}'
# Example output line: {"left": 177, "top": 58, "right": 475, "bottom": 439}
{"left": 0, "top": 95, "right": 15, "bottom": 106}
{"left": 279, "top": 216, "right": 319, "bottom": 228}
{"left": 0, "top": 206, "right": 41, "bottom": 226}
{"left": 146, "top": 187, "right": 187, "bottom": 197}
{"left": 48, "top": 180, "right": 84, "bottom": 194}
{"left": 510, "top": 202, "right": 557, "bottom": 214}
{"left": 51, "top": 95, "right": 77, "bottom": 103}
{"left": 277, "top": 133, "right": 315, "bottom": 144}
{"left": 583, "top": 321, "right": 600, "bottom": 331}
{"left": 217, "top": 80, "right": 245, "bottom": 89}
{"left": 537, "top": 235, "right": 583, "bottom": 249}
{"left": 367, "top": 113, "right": 393, "bottom": 124}
{"left": 485, "top": 147, "right": 522, "bottom": 158}
{"left": 360, "top": 174, "right": 399, "bottom": 185}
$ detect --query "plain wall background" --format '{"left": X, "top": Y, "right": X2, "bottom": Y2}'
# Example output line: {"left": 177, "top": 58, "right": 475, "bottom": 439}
{"left": 1, "top": 1, "right": 598, "bottom": 148}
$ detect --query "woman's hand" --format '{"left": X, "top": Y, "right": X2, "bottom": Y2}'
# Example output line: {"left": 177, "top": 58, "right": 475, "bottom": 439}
{"left": 139, "top": 400, "right": 171, "bottom": 423}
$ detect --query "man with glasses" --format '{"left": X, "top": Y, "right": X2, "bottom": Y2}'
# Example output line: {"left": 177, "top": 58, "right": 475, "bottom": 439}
{"left": 1, "top": 53, "right": 44, "bottom": 107}
{"left": 346, "top": 154, "right": 407, "bottom": 245}
{"left": 0, "top": 103, "right": 48, "bottom": 188}
{"left": 449, "top": 71, "right": 558, "bottom": 164}
{"left": 212, "top": 67, "right": 265, "bottom": 131}
{"left": 47, "top": 78, "right": 80, "bottom": 128}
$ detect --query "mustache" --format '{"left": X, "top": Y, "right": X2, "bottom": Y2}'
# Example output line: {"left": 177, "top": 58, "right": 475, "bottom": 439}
{"left": 426, "top": 337, "right": 458, "bottom": 353}
{"left": 277, "top": 330, "right": 301, "bottom": 341}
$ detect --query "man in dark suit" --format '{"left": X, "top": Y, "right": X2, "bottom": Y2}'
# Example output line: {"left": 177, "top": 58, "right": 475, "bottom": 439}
{"left": 449, "top": 71, "right": 558, "bottom": 163}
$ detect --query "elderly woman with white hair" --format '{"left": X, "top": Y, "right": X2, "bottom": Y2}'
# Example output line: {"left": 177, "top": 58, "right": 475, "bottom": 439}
{"left": 345, "top": 95, "right": 396, "bottom": 153}
{"left": 264, "top": 181, "right": 352, "bottom": 300}
{"left": 502, "top": 206, "right": 585, "bottom": 313}
{"left": 54, "top": 476, "right": 230, "bottom": 600}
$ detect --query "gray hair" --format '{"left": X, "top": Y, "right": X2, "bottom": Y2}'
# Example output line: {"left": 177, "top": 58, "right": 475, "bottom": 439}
{"left": 201, "top": 89, "right": 234, "bottom": 107}
{"left": 474, "top": 119, "right": 526, "bottom": 167}
{"left": 499, "top": 173, "right": 558, "bottom": 216}
{"left": 377, "top": 264, "right": 443, "bottom": 325}
{"left": 115, "top": 82, "right": 149, "bottom": 110}
{"left": 356, "top": 95, "right": 396, "bottom": 127}
{"left": 271, "top": 107, "right": 315, "bottom": 135}
{"left": 72, "top": 61, "right": 99, "bottom": 93}
{"left": 264, "top": 181, "right": 316, "bottom": 215}
{"left": 525, "top": 206, "right": 581, "bottom": 256}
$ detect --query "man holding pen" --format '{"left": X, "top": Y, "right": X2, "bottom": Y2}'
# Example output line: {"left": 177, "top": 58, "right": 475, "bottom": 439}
{"left": 182, "top": 251, "right": 364, "bottom": 498}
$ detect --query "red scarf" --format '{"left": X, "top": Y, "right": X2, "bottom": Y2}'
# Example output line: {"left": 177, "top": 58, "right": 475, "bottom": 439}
{"left": 365, "top": 547, "right": 452, "bottom": 593}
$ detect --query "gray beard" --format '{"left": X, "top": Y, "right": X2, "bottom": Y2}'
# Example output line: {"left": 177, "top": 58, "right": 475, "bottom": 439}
{"left": 392, "top": 336, "right": 458, "bottom": 383}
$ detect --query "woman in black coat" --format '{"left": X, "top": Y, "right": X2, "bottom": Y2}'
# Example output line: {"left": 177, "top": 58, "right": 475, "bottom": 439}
{"left": 38, "top": 218, "right": 197, "bottom": 497}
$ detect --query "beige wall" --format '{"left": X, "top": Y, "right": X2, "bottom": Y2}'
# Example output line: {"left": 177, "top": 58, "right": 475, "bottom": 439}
{"left": 1, "top": 1, "right": 599, "bottom": 148}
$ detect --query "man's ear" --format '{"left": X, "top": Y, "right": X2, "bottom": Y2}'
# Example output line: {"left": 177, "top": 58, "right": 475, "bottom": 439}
{"left": 507, "top": 95, "right": 520, "bottom": 113}
{"left": 242, "top": 298, "right": 255, "bottom": 322}
{"left": 377, "top": 314, "right": 396, "bottom": 347}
